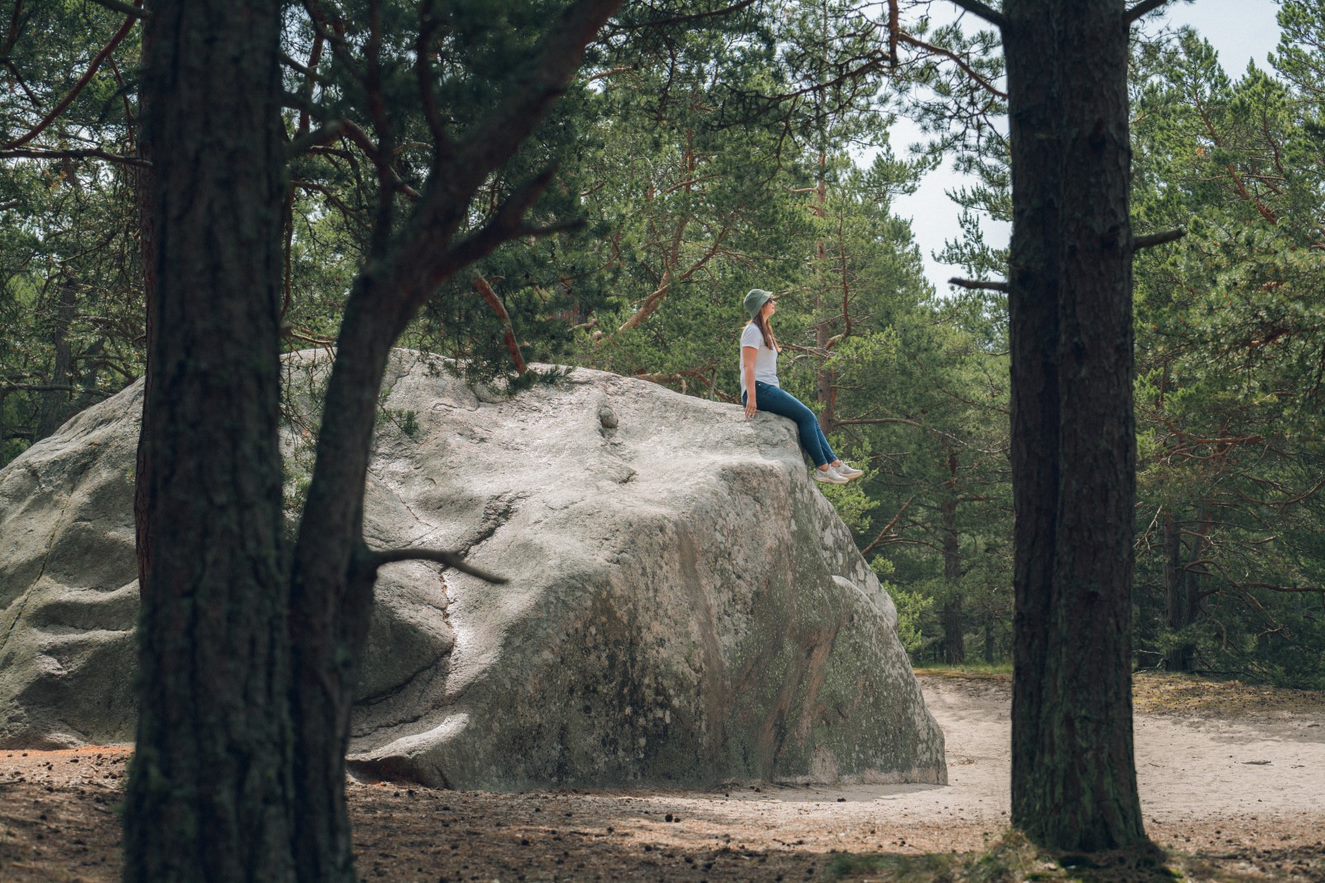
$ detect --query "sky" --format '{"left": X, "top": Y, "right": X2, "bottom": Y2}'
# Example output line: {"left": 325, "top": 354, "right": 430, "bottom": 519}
{"left": 886, "top": 0, "right": 1287, "bottom": 294}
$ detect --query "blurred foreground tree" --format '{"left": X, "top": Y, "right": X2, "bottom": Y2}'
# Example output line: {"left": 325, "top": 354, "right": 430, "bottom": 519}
{"left": 124, "top": 0, "right": 621, "bottom": 879}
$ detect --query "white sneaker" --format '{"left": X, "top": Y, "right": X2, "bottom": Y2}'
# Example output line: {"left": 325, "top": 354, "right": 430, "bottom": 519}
{"left": 814, "top": 467, "right": 848, "bottom": 485}
{"left": 834, "top": 462, "right": 864, "bottom": 480}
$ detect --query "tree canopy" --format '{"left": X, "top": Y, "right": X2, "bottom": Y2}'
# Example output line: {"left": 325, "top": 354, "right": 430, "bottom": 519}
{"left": 2, "top": 0, "right": 1323, "bottom": 875}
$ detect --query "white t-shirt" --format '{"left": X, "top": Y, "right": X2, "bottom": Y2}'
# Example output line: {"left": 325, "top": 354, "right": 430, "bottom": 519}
{"left": 739, "top": 322, "right": 780, "bottom": 398}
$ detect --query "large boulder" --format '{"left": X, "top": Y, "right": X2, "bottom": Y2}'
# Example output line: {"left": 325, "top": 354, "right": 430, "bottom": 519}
{"left": 0, "top": 349, "right": 946, "bottom": 789}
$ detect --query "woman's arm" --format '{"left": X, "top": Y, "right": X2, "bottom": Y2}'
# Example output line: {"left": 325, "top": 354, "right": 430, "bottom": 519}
{"left": 742, "top": 346, "right": 758, "bottom": 418}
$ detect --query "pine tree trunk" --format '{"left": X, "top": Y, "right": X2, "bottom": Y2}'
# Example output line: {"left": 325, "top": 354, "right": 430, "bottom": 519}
{"left": 123, "top": 0, "right": 294, "bottom": 879}
{"left": 941, "top": 597, "right": 965, "bottom": 664}
{"left": 35, "top": 275, "right": 76, "bottom": 440}
{"left": 1004, "top": 0, "right": 1147, "bottom": 851}
{"left": 813, "top": 155, "right": 837, "bottom": 431}
{"left": 1163, "top": 511, "right": 1191, "bottom": 672}
{"left": 275, "top": 2, "right": 622, "bottom": 872}
{"left": 132, "top": 13, "right": 157, "bottom": 600}
{"left": 941, "top": 450, "right": 964, "bottom": 663}
{"left": 288, "top": 290, "right": 401, "bottom": 881}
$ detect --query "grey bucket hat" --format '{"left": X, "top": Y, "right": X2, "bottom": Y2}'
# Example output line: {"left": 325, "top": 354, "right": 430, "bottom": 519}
{"left": 743, "top": 288, "right": 774, "bottom": 319}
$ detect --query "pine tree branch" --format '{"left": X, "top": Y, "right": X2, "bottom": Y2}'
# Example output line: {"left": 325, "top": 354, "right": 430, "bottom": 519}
{"left": 948, "top": 276, "right": 1010, "bottom": 292}
{"left": 416, "top": 0, "right": 455, "bottom": 162}
{"left": 363, "top": 0, "right": 396, "bottom": 258}
{"left": 611, "top": 0, "right": 757, "bottom": 30}
{"left": 280, "top": 51, "right": 326, "bottom": 84}
{"left": 87, "top": 0, "right": 148, "bottom": 17}
{"left": 4, "top": 0, "right": 142, "bottom": 149}
{"left": 888, "top": 0, "right": 900, "bottom": 67}
{"left": 0, "top": 147, "right": 149, "bottom": 166}
{"left": 452, "top": 0, "right": 622, "bottom": 187}
{"left": 474, "top": 274, "right": 528, "bottom": 375}
{"left": 1133, "top": 227, "right": 1186, "bottom": 251}
{"left": 861, "top": 496, "right": 916, "bottom": 558}
{"left": 1125, "top": 0, "right": 1176, "bottom": 24}
{"left": 2, "top": 1, "right": 25, "bottom": 59}
{"left": 291, "top": 35, "right": 326, "bottom": 138}
{"left": 337, "top": 120, "right": 421, "bottom": 200}
{"left": 286, "top": 119, "right": 345, "bottom": 157}
{"left": 948, "top": 0, "right": 1006, "bottom": 29}
{"left": 300, "top": 0, "right": 364, "bottom": 83}
{"left": 898, "top": 32, "right": 1007, "bottom": 100}
{"left": 431, "top": 164, "right": 562, "bottom": 280}
{"left": 0, "top": 383, "right": 75, "bottom": 393}
{"left": 344, "top": 0, "right": 620, "bottom": 334}
{"left": 586, "top": 65, "right": 636, "bottom": 83}
{"left": 1, "top": 59, "right": 42, "bottom": 111}
{"left": 364, "top": 546, "right": 508, "bottom": 584}
{"left": 1234, "top": 582, "right": 1325, "bottom": 596}
{"left": 518, "top": 217, "right": 587, "bottom": 238}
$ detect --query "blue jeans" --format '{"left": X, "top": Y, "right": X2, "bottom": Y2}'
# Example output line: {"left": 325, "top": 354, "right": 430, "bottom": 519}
{"left": 742, "top": 381, "right": 837, "bottom": 467}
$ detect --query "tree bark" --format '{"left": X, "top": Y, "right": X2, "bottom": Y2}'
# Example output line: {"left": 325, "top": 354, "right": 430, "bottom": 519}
{"left": 941, "top": 449, "right": 965, "bottom": 664}
{"left": 284, "top": 3, "right": 623, "bottom": 875}
{"left": 1163, "top": 510, "right": 1192, "bottom": 672}
{"left": 1164, "top": 509, "right": 1208, "bottom": 672}
{"left": 813, "top": 153, "right": 838, "bottom": 431}
{"left": 1004, "top": 0, "right": 1147, "bottom": 851}
{"left": 35, "top": 275, "right": 77, "bottom": 440}
{"left": 123, "top": 0, "right": 294, "bottom": 879}
{"left": 287, "top": 287, "right": 399, "bottom": 880}
{"left": 940, "top": 597, "right": 965, "bottom": 664}
{"left": 132, "top": 11, "right": 157, "bottom": 603}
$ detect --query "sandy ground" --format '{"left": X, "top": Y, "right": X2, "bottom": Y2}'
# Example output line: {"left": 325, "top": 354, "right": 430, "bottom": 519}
{"left": 1, "top": 673, "right": 1323, "bottom": 881}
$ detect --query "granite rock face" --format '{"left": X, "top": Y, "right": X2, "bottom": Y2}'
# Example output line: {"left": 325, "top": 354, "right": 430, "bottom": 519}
{"left": 0, "top": 349, "right": 946, "bottom": 789}
{"left": 0, "top": 385, "right": 140, "bottom": 748}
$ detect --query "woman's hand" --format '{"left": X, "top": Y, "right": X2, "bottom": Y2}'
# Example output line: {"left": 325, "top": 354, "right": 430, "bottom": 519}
{"left": 744, "top": 396, "right": 757, "bottom": 419}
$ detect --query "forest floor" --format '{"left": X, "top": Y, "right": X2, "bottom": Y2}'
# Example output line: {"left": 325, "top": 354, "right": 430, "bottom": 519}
{"left": 2, "top": 672, "right": 1323, "bottom": 882}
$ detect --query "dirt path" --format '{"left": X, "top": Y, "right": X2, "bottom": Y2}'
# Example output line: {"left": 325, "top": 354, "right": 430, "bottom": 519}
{"left": 2, "top": 674, "right": 1322, "bottom": 881}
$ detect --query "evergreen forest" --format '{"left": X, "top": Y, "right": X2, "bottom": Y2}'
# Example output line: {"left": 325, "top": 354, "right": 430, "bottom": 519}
{"left": 2, "top": 4, "right": 1322, "bottom": 684}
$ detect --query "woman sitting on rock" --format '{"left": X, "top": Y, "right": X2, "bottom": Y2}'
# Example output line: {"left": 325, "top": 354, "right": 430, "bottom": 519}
{"left": 740, "top": 288, "right": 864, "bottom": 485}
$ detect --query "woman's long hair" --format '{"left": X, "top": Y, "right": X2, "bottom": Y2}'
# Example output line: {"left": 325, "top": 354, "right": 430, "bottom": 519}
{"left": 752, "top": 310, "right": 780, "bottom": 352}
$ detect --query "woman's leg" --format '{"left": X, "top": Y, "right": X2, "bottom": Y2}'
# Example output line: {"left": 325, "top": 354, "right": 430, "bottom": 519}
{"left": 751, "top": 383, "right": 832, "bottom": 466}
{"left": 812, "top": 421, "right": 837, "bottom": 465}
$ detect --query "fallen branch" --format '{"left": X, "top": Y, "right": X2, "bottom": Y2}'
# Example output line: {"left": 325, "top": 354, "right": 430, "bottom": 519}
{"left": 634, "top": 367, "right": 730, "bottom": 400}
